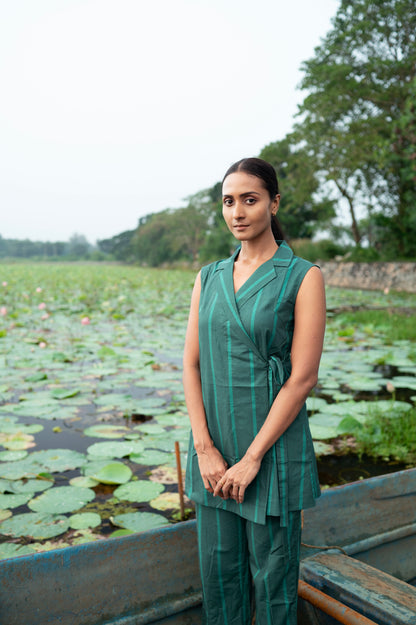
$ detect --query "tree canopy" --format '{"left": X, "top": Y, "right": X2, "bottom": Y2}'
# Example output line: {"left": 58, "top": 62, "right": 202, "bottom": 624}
{"left": 297, "top": 0, "right": 416, "bottom": 255}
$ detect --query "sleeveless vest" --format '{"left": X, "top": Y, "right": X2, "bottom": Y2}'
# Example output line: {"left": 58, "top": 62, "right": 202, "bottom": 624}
{"left": 185, "top": 241, "right": 321, "bottom": 526}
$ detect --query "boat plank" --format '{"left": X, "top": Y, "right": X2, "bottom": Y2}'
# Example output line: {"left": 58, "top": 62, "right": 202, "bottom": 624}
{"left": 300, "top": 551, "right": 416, "bottom": 625}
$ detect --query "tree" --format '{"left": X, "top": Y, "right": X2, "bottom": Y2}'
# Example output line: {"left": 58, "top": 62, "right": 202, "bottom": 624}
{"left": 297, "top": 0, "right": 416, "bottom": 255}
{"left": 97, "top": 229, "right": 136, "bottom": 261}
{"left": 130, "top": 210, "right": 178, "bottom": 266}
{"left": 67, "top": 233, "right": 91, "bottom": 257}
{"left": 259, "top": 136, "right": 335, "bottom": 239}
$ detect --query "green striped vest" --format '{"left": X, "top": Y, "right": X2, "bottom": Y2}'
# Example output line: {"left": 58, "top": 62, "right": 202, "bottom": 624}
{"left": 185, "top": 241, "right": 321, "bottom": 526}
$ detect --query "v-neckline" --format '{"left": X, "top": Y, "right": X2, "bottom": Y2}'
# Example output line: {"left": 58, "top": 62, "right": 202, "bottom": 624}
{"left": 232, "top": 245, "right": 279, "bottom": 296}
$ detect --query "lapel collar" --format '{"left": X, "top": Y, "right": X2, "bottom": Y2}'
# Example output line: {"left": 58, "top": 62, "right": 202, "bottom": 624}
{"left": 235, "top": 241, "right": 294, "bottom": 308}
{"left": 212, "top": 242, "right": 294, "bottom": 363}
{"left": 272, "top": 240, "right": 294, "bottom": 267}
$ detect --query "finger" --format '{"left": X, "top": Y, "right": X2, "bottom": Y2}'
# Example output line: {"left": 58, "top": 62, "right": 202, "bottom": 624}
{"left": 213, "top": 480, "right": 223, "bottom": 497}
{"left": 238, "top": 484, "right": 246, "bottom": 503}
{"left": 221, "top": 484, "right": 230, "bottom": 500}
{"left": 203, "top": 477, "right": 214, "bottom": 493}
{"left": 232, "top": 484, "right": 239, "bottom": 502}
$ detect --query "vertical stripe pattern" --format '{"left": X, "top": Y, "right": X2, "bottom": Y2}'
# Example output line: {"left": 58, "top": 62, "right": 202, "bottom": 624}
{"left": 186, "top": 241, "right": 321, "bottom": 528}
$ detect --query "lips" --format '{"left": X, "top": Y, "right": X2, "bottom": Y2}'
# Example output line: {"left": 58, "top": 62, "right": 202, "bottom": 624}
{"left": 233, "top": 224, "right": 249, "bottom": 229}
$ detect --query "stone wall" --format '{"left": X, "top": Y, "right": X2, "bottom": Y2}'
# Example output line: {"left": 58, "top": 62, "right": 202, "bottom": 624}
{"left": 319, "top": 261, "right": 416, "bottom": 293}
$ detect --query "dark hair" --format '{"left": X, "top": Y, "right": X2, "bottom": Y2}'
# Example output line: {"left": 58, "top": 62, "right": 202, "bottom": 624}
{"left": 222, "top": 157, "right": 285, "bottom": 240}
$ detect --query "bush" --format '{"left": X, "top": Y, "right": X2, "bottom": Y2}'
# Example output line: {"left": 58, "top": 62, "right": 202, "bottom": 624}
{"left": 290, "top": 239, "right": 346, "bottom": 262}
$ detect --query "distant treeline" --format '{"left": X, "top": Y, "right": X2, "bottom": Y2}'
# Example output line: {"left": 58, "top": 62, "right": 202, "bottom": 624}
{"left": 0, "top": 233, "right": 106, "bottom": 261}
{"left": 3, "top": 0, "right": 416, "bottom": 265}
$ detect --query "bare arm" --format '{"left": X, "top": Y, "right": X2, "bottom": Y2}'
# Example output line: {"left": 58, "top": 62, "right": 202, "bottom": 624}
{"left": 214, "top": 266, "right": 326, "bottom": 504}
{"left": 183, "top": 272, "right": 227, "bottom": 494}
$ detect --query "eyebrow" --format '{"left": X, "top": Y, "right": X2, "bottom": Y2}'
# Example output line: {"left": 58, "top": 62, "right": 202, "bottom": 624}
{"left": 222, "top": 191, "right": 261, "bottom": 198}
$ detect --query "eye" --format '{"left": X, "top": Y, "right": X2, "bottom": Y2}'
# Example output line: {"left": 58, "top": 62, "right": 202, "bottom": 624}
{"left": 245, "top": 197, "right": 256, "bottom": 205}
{"left": 223, "top": 198, "right": 233, "bottom": 207}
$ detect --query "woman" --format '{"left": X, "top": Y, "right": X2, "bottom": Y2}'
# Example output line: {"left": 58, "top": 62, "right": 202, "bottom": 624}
{"left": 183, "top": 157, "right": 326, "bottom": 624}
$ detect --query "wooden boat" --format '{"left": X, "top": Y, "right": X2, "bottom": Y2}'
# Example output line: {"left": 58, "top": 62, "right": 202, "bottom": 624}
{"left": 0, "top": 468, "right": 415, "bottom": 625}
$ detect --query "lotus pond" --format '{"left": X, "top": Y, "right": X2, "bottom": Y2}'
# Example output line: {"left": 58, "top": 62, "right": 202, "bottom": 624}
{"left": 0, "top": 263, "right": 415, "bottom": 559}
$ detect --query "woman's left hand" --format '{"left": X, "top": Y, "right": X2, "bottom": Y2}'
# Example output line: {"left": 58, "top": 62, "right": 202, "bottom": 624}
{"left": 213, "top": 452, "right": 261, "bottom": 504}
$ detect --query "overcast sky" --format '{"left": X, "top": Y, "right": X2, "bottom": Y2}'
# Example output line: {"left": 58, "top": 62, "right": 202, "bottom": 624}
{"left": 0, "top": 0, "right": 338, "bottom": 244}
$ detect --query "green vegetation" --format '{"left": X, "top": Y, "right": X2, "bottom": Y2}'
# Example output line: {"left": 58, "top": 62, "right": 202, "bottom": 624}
{"left": 296, "top": 0, "right": 416, "bottom": 256}
{"left": 0, "top": 265, "right": 415, "bottom": 556}
{"left": 351, "top": 407, "right": 416, "bottom": 464}
{"left": 333, "top": 310, "right": 416, "bottom": 342}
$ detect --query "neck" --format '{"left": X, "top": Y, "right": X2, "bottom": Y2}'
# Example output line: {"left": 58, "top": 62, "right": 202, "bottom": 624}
{"left": 238, "top": 233, "right": 278, "bottom": 263}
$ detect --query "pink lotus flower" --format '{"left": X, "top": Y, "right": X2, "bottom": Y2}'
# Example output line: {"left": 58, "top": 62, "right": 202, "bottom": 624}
{"left": 384, "top": 287, "right": 390, "bottom": 295}
{"left": 81, "top": 316, "right": 90, "bottom": 325}
{"left": 2, "top": 282, "right": 7, "bottom": 287}
{"left": 0, "top": 306, "right": 7, "bottom": 316}
{"left": 38, "top": 302, "right": 46, "bottom": 310}
{"left": 36, "top": 287, "right": 42, "bottom": 293}
{"left": 39, "top": 342, "right": 47, "bottom": 348}
{"left": 41, "top": 313, "right": 50, "bottom": 320}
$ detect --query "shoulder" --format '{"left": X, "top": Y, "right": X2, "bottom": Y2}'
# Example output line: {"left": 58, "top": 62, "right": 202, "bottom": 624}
{"left": 200, "top": 251, "right": 235, "bottom": 287}
{"left": 291, "top": 253, "right": 317, "bottom": 272}
{"left": 289, "top": 253, "right": 321, "bottom": 283}
{"left": 284, "top": 252, "right": 323, "bottom": 303}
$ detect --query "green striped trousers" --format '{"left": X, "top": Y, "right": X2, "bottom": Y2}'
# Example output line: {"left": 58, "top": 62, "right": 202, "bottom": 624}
{"left": 196, "top": 504, "right": 301, "bottom": 625}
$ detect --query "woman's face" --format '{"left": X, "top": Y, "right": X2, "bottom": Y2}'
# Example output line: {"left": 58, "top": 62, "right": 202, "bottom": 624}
{"left": 222, "top": 172, "right": 279, "bottom": 242}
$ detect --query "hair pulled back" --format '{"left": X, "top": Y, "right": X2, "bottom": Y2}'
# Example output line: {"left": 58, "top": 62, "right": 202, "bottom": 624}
{"left": 222, "top": 157, "right": 285, "bottom": 240}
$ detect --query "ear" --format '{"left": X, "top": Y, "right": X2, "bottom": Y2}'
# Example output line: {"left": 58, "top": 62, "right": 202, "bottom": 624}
{"left": 271, "top": 194, "right": 280, "bottom": 216}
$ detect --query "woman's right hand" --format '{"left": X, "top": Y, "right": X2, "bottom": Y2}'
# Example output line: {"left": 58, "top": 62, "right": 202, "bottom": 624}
{"left": 197, "top": 446, "right": 228, "bottom": 495}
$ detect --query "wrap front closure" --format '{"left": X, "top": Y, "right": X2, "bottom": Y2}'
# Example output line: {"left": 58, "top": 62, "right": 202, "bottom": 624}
{"left": 217, "top": 264, "right": 290, "bottom": 526}
{"left": 185, "top": 242, "right": 320, "bottom": 526}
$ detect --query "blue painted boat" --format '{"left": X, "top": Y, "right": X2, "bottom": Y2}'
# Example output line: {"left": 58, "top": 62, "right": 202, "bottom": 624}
{"left": 0, "top": 468, "right": 415, "bottom": 624}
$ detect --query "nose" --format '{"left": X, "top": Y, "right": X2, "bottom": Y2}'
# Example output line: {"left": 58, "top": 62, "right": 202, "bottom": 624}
{"left": 233, "top": 201, "right": 246, "bottom": 219}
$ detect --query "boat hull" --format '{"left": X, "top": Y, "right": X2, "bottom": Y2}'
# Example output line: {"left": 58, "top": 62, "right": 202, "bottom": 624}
{"left": 0, "top": 468, "right": 415, "bottom": 624}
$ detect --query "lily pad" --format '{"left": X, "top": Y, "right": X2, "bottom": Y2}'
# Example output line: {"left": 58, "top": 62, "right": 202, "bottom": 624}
{"left": 82, "top": 459, "right": 119, "bottom": 477}
{"left": 309, "top": 413, "right": 344, "bottom": 428}
{"left": 309, "top": 423, "right": 338, "bottom": 441}
{"left": 28, "top": 486, "right": 95, "bottom": 514}
{"left": 149, "top": 465, "right": 182, "bottom": 484}
{"left": 150, "top": 491, "right": 189, "bottom": 511}
{"left": 337, "top": 416, "right": 363, "bottom": 434}
{"left": 391, "top": 376, "right": 416, "bottom": 390}
{"left": 0, "top": 509, "right": 12, "bottom": 522}
{"left": 29, "top": 449, "right": 86, "bottom": 473}
{"left": 92, "top": 462, "right": 132, "bottom": 485}
{"left": 111, "top": 511, "right": 169, "bottom": 533}
{"left": 0, "top": 493, "right": 32, "bottom": 508}
{"left": 0, "top": 450, "right": 28, "bottom": 462}
{"left": 113, "top": 480, "right": 164, "bottom": 502}
{"left": 87, "top": 441, "right": 144, "bottom": 458}
{"left": 366, "top": 400, "right": 412, "bottom": 416}
{"left": 0, "top": 543, "right": 37, "bottom": 559}
{"left": 69, "top": 476, "right": 99, "bottom": 488}
{"left": 306, "top": 397, "right": 329, "bottom": 412}
{"left": 72, "top": 529, "right": 102, "bottom": 544}
{"left": 156, "top": 412, "right": 187, "bottom": 426}
{"left": 130, "top": 450, "right": 175, "bottom": 467}
{"left": 0, "top": 423, "right": 43, "bottom": 434}
{"left": 69, "top": 512, "right": 101, "bottom": 530}
{"left": 134, "top": 423, "right": 166, "bottom": 435}
{"left": 137, "top": 437, "right": 177, "bottom": 452}
{"left": 25, "top": 373, "right": 48, "bottom": 383}
{"left": 83, "top": 424, "right": 130, "bottom": 439}
{"left": 1, "top": 512, "right": 70, "bottom": 539}
{"left": 51, "top": 388, "right": 81, "bottom": 400}
{"left": 110, "top": 528, "right": 134, "bottom": 537}
{"left": 0, "top": 432, "right": 35, "bottom": 451}
{"left": 12, "top": 478, "right": 54, "bottom": 494}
